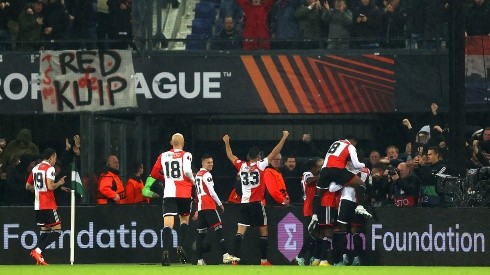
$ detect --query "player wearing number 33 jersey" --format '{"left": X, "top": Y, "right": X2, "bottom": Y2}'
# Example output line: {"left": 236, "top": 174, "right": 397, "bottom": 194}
{"left": 223, "top": 131, "right": 289, "bottom": 265}
{"left": 233, "top": 158, "right": 269, "bottom": 203}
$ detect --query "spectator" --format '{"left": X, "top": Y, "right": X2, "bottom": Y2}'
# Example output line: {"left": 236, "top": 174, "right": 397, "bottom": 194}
{"left": 380, "top": 0, "right": 407, "bottom": 48}
{"left": 465, "top": 0, "right": 490, "bottom": 36}
{"left": 482, "top": 127, "right": 490, "bottom": 160}
{"left": 294, "top": 0, "right": 324, "bottom": 49}
{"left": 263, "top": 153, "right": 290, "bottom": 206}
{"left": 57, "top": 134, "right": 82, "bottom": 205}
{"left": 17, "top": 0, "right": 44, "bottom": 51}
{"left": 398, "top": 142, "right": 412, "bottom": 162}
{"left": 387, "top": 162, "right": 421, "bottom": 207}
{"left": 53, "top": 159, "right": 73, "bottom": 205}
{"left": 429, "top": 103, "right": 448, "bottom": 150}
{"left": 0, "top": 1, "right": 13, "bottom": 50}
{"left": 294, "top": 133, "right": 323, "bottom": 158}
{"left": 366, "top": 149, "right": 381, "bottom": 170}
{"left": 270, "top": 0, "right": 299, "bottom": 49}
{"left": 380, "top": 145, "right": 403, "bottom": 167}
{"left": 0, "top": 137, "right": 6, "bottom": 204}
{"left": 413, "top": 146, "right": 447, "bottom": 206}
{"left": 236, "top": 0, "right": 274, "bottom": 50}
{"left": 96, "top": 155, "right": 127, "bottom": 204}
{"left": 42, "top": 0, "right": 71, "bottom": 50}
{"left": 218, "top": 0, "right": 244, "bottom": 34}
{"left": 409, "top": 0, "right": 448, "bottom": 49}
{"left": 213, "top": 16, "right": 242, "bottom": 50}
{"left": 323, "top": 0, "right": 353, "bottom": 50}
{"left": 96, "top": 0, "right": 110, "bottom": 49}
{"left": 279, "top": 155, "right": 302, "bottom": 204}
{"left": 0, "top": 137, "right": 5, "bottom": 165}
{"left": 125, "top": 162, "right": 149, "bottom": 204}
{"left": 4, "top": 154, "right": 35, "bottom": 205}
{"left": 69, "top": 0, "right": 97, "bottom": 50}
{"left": 369, "top": 163, "right": 390, "bottom": 206}
{"left": 402, "top": 118, "right": 430, "bottom": 159}
{"left": 107, "top": 0, "right": 132, "bottom": 49}
{"left": 351, "top": 0, "right": 381, "bottom": 48}
{"left": 0, "top": 128, "right": 39, "bottom": 179}
{"left": 468, "top": 127, "right": 490, "bottom": 167}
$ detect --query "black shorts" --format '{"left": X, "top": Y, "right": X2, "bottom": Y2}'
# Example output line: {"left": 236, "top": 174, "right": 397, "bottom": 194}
{"left": 318, "top": 206, "right": 337, "bottom": 226}
{"left": 197, "top": 209, "right": 222, "bottom": 230}
{"left": 337, "top": 199, "right": 357, "bottom": 225}
{"left": 162, "top": 198, "right": 192, "bottom": 217}
{"left": 317, "top": 167, "right": 356, "bottom": 189}
{"left": 35, "top": 209, "right": 61, "bottom": 227}
{"left": 238, "top": 202, "right": 267, "bottom": 227}
{"left": 351, "top": 211, "right": 367, "bottom": 227}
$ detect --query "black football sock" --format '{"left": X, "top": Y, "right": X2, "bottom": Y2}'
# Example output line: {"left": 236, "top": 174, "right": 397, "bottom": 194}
{"left": 233, "top": 233, "right": 243, "bottom": 257}
{"left": 162, "top": 226, "right": 173, "bottom": 251}
{"left": 178, "top": 223, "right": 189, "bottom": 247}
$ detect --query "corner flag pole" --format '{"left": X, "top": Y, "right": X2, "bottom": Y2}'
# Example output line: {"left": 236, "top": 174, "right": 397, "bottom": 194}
{"left": 70, "top": 189, "right": 75, "bottom": 265}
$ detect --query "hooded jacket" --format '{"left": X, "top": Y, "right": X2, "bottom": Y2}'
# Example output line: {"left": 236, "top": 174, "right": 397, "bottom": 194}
{"left": 0, "top": 129, "right": 39, "bottom": 173}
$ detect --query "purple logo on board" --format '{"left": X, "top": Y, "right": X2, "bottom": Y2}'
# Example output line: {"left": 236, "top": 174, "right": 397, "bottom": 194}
{"left": 277, "top": 212, "right": 303, "bottom": 262}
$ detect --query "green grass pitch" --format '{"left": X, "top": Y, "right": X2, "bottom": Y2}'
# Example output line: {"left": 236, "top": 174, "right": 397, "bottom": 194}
{"left": 0, "top": 264, "right": 488, "bottom": 275}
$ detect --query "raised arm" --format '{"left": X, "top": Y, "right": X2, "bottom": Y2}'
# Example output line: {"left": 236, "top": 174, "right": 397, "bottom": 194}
{"left": 266, "top": 131, "right": 289, "bottom": 161}
{"left": 223, "top": 135, "right": 238, "bottom": 163}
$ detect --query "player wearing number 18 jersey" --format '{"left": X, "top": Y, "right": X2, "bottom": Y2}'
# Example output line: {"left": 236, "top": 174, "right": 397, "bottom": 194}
{"left": 150, "top": 133, "right": 195, "bottom": 266}
{"left": 223, "top": 131, "right": 289, "bottom": 265}
{"left": 25, "top": 148, "right": 66, "bottom": 265}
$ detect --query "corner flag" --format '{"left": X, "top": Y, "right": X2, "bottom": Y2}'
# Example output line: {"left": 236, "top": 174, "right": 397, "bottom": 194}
{"left": 70, "top": 162, "right": 85, "bottom": 197}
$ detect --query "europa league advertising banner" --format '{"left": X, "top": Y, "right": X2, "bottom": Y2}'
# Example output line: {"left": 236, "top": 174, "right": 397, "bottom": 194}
{"left": 0, "top": 205, "right": 488, "bottom": 266}
{"left": 0, "top": 43, "right": 488, "bottom": 115}
{"left": 0, "top": 52, "right": 437, "bottom": 115}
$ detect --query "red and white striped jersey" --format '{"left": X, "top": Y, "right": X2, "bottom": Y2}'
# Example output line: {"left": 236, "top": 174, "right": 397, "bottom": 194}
{"left": 150, "top": 149, "right": 193, "bottom": 198}
{"left": 301, "top": 171, "right": 317, "bottom": 217}
{"left": 195, "top": 168, "right": 221, "bottom": 211}
{"left": 234, "top": 158, "right": 269, "bottom": 203}
{"left": 323, "top": 140, "right": 365, "bottom": 169}
{"left": 26, "top": 161, "right": 57, "bottom": 210}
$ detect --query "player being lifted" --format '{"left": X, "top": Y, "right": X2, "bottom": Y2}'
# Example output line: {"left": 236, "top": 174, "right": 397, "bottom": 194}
{"left": 311, "top": 136, "right": 372, "bottom": 266}
{"left": 223, "top": 131, "right": 289, "bottom": 265}
{"left": 192, "top": 154, "right": 240, "bottom": 265}
{"left": 313, "top": 135, "right": 371, "bottom": 217}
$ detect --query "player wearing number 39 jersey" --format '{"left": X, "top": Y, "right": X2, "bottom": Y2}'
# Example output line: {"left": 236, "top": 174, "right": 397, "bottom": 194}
{"left": 223, "top": 131, "right": 289, "bottom": 265}
{"left": 25, "top": 148, "right": 66, "bottom": 266}
{"left": 149, "top": 133, "right": 195, "bottom": 266}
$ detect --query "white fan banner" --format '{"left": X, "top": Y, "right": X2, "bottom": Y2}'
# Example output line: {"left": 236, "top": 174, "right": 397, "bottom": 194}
{"left": 39, "top": 50, "right": 137, "bottom": 113}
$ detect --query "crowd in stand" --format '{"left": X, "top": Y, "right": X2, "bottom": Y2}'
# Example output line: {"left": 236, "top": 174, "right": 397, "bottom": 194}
{"left": 0, "top": 0, "right": 133, "bottom": 51}
{"left": 213, "top": 0, "right": 490, "bottom": 50}
{"left": 0, "top": 0, "right": 489, "bottom": 51}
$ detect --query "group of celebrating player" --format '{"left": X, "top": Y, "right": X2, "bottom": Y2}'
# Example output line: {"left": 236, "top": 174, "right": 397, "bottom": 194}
{"left": 26, "top": 131, "right": 372, "bottom": 266}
